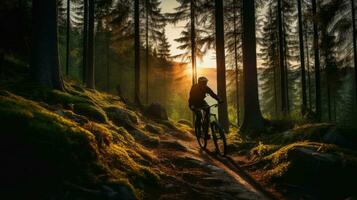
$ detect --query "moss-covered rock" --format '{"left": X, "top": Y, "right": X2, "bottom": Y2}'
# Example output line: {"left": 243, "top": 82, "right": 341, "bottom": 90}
{"left": 0, "top": 90, "right": 160, "bottom": 199}
{"left": 47, "top": 90, "right": 95, "bottom": 108}
{"left": 73, "top": 103, "right": 108, "bottom": 123}
{"left": 105, "top": 106, "right": 138, "bottom": 128}
{"left": 177, "top": 119, "right": 193, "bottom": 128}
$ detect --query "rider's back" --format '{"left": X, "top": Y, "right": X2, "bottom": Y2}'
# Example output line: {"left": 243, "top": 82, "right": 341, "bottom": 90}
{"left": 189, "top": 84, "right": 213, "bottom": 107}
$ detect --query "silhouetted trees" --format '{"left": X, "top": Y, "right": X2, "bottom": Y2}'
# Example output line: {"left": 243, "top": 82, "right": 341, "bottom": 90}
{"left": 240, "top": 0, "right": 265, "bottom": 132}
{"left": 134, "top": 0, "right": 141, "bottom": 104}
{"left": 31, "top": 0, "right": 64, "bottom": 90}
{"left": 312, "top": 0, "right": 322, "bottom": 121}
{"left": 215, "top": 0, "right": 229, "bottom": 131}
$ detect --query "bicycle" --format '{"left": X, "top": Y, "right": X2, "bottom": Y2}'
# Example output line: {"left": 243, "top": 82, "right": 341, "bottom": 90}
{"left": 194, "top": 103, "right": 227, "bottom": 156}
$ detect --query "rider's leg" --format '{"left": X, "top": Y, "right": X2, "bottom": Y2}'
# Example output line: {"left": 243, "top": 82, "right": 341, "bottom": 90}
{"left": 202, "top": 101, "right": 211, "bottom": 139}
{"left": 195, "top": 109, "right": 202, "bottom": 129}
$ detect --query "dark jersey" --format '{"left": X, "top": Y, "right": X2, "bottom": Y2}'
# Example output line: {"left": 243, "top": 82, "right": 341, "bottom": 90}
{"left": 189, "top": 84, "right": 219, "bottom": 107}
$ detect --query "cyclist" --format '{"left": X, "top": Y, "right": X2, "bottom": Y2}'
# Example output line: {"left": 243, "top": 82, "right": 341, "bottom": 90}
{"left": 189, "top": 77, "right": 222, "bottom": 137}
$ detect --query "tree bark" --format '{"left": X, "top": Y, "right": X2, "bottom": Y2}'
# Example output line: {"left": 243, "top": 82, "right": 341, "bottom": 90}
{"left": 297, "top": 0, "right": 307, "bottom": 115}
{"left": 31, "top": 0, "right": 64, "bottom": 90}
{"left": 215, "top": 0, "right": 229, "bottom": 132}
{"left": 282, "top": 14, "right": 290, "bottom": 113}
{"left": 134, "top": 0, "right": 141, "bottom": 104}
{"left": 278, "top": 0, "right": 287, "bottom": 116}
{"left": 312, "top": 0, "right": 321, "bottom": 121}
{"left": 146, "top": 0, "right": 149, "bottom": 104}
{"left": 304, "top": 23, "right": 312, "bottom": 110}
{"left": 327, "top": 78, "right": 332, "bottom": 122}
{"left": 86, "top": 0, "right": 95, "bottom": 89}
{"left": 66, "top": 0, "right": 71, "bottom": 76}
{"left": 106, "top": 32, "right": 110, "bottom": 92}
{"left": 351, "top": 0, "right": 357, "bottom": 105}
{"left": 240, "top": 0, "right": 265, "bottom": 132}
{"left": 190, "top": 0, "right": 197, "bottom": 85}
{"left": 82, "top": 0, "right": 88, "bottom": 84}
{"left": 0, "top": 51, "right": 4, "bottom": 77}
{"left": 233, "top": 0, "right": 240, "bottom": 126}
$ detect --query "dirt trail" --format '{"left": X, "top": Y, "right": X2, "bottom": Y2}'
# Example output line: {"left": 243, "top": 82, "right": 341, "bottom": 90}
{"left": 150, "top": 127, "right": 271, "bottom": 200}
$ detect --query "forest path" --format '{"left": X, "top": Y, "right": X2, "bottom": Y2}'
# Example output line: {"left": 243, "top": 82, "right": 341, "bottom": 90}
{"left": 148, "top": 126, "right": 272, "bottom": 200}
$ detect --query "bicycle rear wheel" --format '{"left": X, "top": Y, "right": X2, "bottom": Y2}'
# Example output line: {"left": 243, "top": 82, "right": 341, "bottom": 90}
{"left": 211, "top": 122, "right": 227, "bottom": 156}
{"left": 195, "top": 121, "right": 207, "bottom": 149}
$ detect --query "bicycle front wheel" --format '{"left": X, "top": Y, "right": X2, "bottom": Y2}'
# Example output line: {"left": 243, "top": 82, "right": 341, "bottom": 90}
{"left": 211, "top": 122, "right": 227, "bottom": 156}
{"left": 195, "top": 122, "right": 207, "bottom": 149}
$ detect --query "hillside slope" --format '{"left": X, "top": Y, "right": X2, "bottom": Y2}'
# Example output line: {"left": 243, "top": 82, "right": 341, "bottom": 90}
{"left": 0, "top": 82, "right": 267, "bottom": 200}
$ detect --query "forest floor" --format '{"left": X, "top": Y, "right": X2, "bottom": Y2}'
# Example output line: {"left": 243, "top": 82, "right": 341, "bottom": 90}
{"left": 0, "top": 77, "right": 271, "bottom": 200}
{"left": 146, "top": 125, "right": 270, "bottom": 200}
{"left": 1, "top": 59, "right": 357, "bottom": 200}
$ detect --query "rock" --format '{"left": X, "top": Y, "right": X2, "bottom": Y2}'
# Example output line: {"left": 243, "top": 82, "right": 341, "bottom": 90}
{"left": 73, "top": 103, "right": 108, "bottom": 123}
{"left": 323, "top": 129, "right": 354, "bottom": 149}
{"left": 105, "top": 106, "right": 138, "bottom": 128}
{"left": 288, "top": 148, "right": 340, "bottom": 164}
{"left": 131, "top": 129, "right": 160, "bottom": 148}
{"left": 160, "top": 140, "right": 187, "bottom": 152}
{"left": 206, "top": 164, "right": 225, "bottom": 173}
{"left": 145, "top": 124, "right": 163, "bottom": 134}
{"left": 144, "top": 103, "right": 168, "bottom": 120}
{"left": 101, "top": 185, "right": 136, "bottom": 200}
{"left": 200, "top": 177, "right": 226, "bottom": 187}
{"left": 171, "top": 156, "right": 205, "bottom": 168}
{"left": 177, "top": 119, "right": 193, "bottom": 128}
{"left": 54, "top": 110, "right": 89, "bottom": 125}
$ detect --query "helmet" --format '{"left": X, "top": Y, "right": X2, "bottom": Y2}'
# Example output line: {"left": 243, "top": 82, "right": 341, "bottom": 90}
{"left": 198, "top": 76, "right": 208, "bottom": 83}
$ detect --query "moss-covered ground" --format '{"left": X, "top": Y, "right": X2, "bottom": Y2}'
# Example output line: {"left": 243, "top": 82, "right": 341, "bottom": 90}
{"left": 227, "top": 122, "right": 357, "bottom": 199}
{"left": 0, "top": 80, "right": 166, "bottom": 199}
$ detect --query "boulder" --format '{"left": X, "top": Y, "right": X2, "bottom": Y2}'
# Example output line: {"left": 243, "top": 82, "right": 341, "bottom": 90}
{"left": 54, "top": 109, "right": 89, "bottom": 125}
{"left": 160, "top": 140, "right": 187, "bottom": 152}
{"left": 145, "top": 124, "right": 163, "bottom": 134}
{"left": 177, "top": 119, "right": 193, "bottom": 128}
{"left": 323, "top": 129, "right": 354, "bottom": 149}
{"left": 73, "top": 103, "right": 108, "bottom": 123}
{"left": 145, "top": 103, "right": 168, "bottom": 120}
{"left": 131, "top": 129, "right": 160, "bottom": 148}
{"left": 105, "top": 106, "right": 138, "bottom": 128}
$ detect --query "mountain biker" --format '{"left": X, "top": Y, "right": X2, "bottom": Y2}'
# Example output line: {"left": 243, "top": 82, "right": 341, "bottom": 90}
{"left": 189, "top": 77, "right": 222, "bottom": 136}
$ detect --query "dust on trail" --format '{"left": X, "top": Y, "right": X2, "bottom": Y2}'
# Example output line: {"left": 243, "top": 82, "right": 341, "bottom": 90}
{"left": 149, "top": 126, "right": 270, "bottom": 200}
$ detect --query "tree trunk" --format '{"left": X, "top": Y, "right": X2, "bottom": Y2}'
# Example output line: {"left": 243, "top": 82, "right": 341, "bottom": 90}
{"left": 352, "top": 0, "right": 357, "bottom": 105}
{"left": 146, "top": 0, "right": 149, "bottom": 104}
{"left": 233, "top": 0, "right": 240, "bottom": 126}
{"left": 327, "top": 78, "right": 332, "bottom": 122}
{"left": 215, "top": 0, "right": 229, "bottom": 132}
{"left": 312, "top": 0, "right": 321, "bottom": 121}
{"left": 240, "top": 0, "right": 265, "bottom": 132}
{"left": 66, "top": 0, "right": 71, "bottom": 76}
{"left": 31, "top": 0, "right": 64, "bottom": 90}
{"left": 0, "top": 51, "right": 4, "bottom": 77}
{"left": 82, "top": 0, "right": 88, "bottom": 84}
{"left": 190, "top": 0, "right": 197, "bottom": 85}
{"left": 86, "top": 0, "right": 95, "bottom": 89}
{"left": 106, "top": 32, "right": 110, "bottom": 92}
{"left": 304, "top": 23, "right": 312, "bottom": 110}
{"left": 134, "top": 0, "right": 141, "bottom": 104}
{"left": 282, "top": 15, "right": 290, "bottom": 113}
{"left": 298, "top": 0, "right": 307, "bottom": 115}
{"left": 278, "top": 0, "right": 287, "bottom": 116}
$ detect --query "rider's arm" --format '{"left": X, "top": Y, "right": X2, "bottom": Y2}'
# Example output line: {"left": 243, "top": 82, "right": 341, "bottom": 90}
{"left": 206, "top": 86, "right": 220, "bottom": 102}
